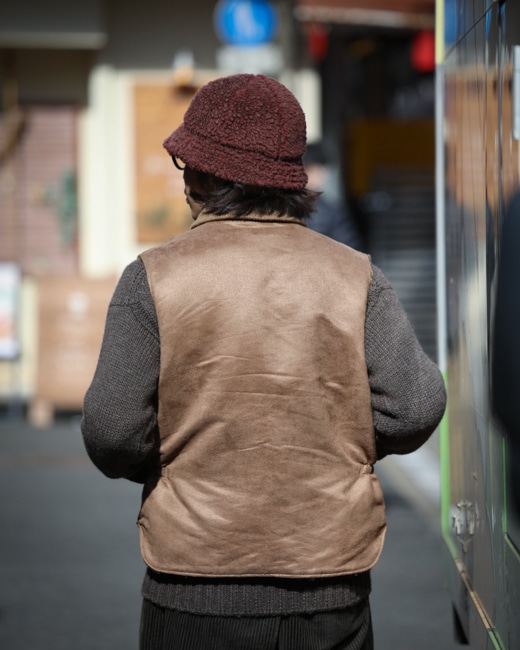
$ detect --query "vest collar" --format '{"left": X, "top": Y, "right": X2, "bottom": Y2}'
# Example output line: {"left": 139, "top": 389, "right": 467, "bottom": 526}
{"left": 190, "top": 211, "right": 306, "bottom": 230}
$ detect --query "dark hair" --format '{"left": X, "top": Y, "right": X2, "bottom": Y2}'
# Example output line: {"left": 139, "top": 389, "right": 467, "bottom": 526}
{"left": 182, "top": 165, "right": 320, "bottom": 221}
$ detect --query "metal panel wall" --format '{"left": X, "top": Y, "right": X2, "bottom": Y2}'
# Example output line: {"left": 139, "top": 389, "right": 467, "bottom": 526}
{"left": 441, "top": 0, "right": 520, "bottom": 647}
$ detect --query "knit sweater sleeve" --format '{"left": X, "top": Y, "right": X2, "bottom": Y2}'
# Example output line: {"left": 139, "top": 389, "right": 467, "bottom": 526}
{"left": 81, "top": 258, "right": 160, "bottom": 483}
{"left": 365, "top": 265, "right": 446, "bottom": 457}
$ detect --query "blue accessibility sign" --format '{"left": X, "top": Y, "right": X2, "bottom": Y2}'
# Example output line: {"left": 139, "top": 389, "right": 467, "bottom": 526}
{"left": 214, "top": 0, "right": 278, "bottom": 47}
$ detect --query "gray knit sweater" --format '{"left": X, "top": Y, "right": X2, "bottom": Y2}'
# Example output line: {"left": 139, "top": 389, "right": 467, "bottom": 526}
{"left": 81, "top": 257, "right": 446, "bottom": 616}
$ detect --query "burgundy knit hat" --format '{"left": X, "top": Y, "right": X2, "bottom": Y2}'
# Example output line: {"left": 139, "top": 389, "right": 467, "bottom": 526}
{"left": 163, "top": 74, "right": 308, "bottom": 189}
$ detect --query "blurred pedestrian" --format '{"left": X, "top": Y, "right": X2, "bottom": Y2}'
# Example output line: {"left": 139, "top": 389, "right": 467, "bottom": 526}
{"left": 304, "top": 142, "right": 363, "bottom": 250}
{"left": 81, "top": 73, "right": 446, "bottom": 650}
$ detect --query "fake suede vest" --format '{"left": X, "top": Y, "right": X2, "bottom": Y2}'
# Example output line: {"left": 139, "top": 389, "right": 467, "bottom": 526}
{"left": 138, "top": 212, "right": 386, "bottom": 578}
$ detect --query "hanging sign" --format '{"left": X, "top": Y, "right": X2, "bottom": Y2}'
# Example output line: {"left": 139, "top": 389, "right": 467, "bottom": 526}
{"left": 214, "top": 0, "right": 278, "bottom": 47}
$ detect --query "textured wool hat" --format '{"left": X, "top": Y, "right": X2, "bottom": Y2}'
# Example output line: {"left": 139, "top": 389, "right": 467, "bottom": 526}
{"left": 163, "top": 74, "right": 308, "bottom": 189}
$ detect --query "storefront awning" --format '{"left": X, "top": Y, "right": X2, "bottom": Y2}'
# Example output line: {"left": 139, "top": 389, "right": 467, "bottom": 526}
{"left": 0, "top": 0, "right": 106, "bottom": 49}
{"left": 293, "top": 0, "right": 435, "bottom": 30}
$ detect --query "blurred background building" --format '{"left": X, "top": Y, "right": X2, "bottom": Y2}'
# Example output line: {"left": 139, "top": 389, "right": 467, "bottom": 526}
{"left": 0, "top": 0, "right": 436, "bottom": 423}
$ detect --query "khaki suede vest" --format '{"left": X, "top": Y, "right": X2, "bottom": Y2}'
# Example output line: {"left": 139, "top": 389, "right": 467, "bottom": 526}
{"left": 139, "top": 212, "right": 386, "bottom": 578}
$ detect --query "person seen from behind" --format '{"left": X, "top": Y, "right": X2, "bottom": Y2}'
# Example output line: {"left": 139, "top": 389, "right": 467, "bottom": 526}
{"left": 81, "top": 73, "right": 447, "bottom": 650}
{"left": 304, "top": 142, "right": 364, "bottom": 250}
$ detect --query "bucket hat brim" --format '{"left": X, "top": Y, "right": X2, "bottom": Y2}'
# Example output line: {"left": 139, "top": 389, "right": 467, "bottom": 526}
{"left": 163, "top": 123, "right": 308, "bottom": 190}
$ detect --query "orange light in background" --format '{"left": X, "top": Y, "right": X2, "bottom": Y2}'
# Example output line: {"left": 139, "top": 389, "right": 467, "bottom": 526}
{"left": 411, "top": 30, "right": 435, "bottom": 73}
{"left": 307, "top": 23, "right": 329, "bottom": 62}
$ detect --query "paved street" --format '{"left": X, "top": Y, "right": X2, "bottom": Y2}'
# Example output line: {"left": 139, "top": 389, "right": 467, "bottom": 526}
{"left": 0, "top": 416, "right": 459, "bottom": 650}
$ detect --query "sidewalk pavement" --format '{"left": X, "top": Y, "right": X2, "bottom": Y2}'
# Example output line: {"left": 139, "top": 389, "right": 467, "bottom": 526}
{"left": 0, "top": 416, "right": 458, "bottom": 650}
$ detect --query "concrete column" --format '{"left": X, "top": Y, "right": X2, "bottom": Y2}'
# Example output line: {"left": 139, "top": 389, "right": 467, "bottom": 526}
{"left": 78, "top": 65, "right": 137, "bottom": 278}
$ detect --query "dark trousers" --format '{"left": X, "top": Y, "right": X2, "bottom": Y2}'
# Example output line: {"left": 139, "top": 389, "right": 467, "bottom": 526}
{"left": 139, "top": 598, "right": 373, "bottom": 650}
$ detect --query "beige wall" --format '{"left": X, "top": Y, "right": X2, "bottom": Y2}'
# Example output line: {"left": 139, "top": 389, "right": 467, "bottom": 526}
{"left": 0, "top": 1, "right": 319, "bottom": 408}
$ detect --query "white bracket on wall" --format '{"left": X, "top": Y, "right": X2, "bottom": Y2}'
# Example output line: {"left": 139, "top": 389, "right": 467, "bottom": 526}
{"left": 452, "top": 500, "right": 478, "bottom": 553}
